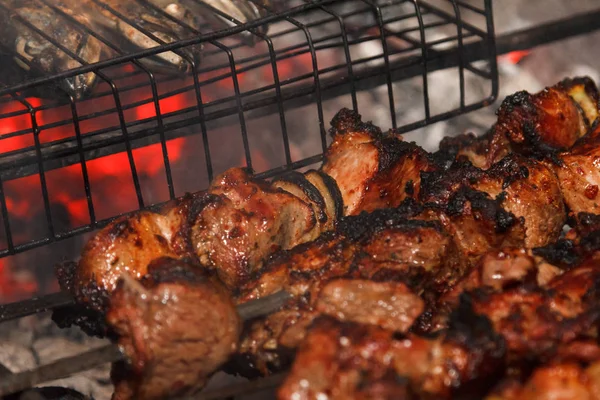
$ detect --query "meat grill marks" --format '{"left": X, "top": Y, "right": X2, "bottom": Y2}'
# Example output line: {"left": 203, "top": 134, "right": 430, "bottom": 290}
{"left": 107, "top": 257, "right": 241, "bottom": 400}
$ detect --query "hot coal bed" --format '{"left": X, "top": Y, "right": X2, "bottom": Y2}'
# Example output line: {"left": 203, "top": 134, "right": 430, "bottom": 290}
{"left": 0, "top": 0, "right": 599, "bottom": 399}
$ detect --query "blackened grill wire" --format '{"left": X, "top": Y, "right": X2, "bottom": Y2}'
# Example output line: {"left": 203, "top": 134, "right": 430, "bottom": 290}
{"left": 0, "top": 0, "right": 496, "bottom": 260}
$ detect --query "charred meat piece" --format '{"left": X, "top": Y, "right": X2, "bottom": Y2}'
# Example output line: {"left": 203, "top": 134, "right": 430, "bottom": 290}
{"left": 321, "top": 108, "right": 435, "bottom": 215}
{"left": 467, "top": 259, "right": 600, "bottom": 360}
{"left": 496, "top": 81, "right": 589, "bottom": 154}
{"left": 475, "top": 155, "right": 566, "bottom": 247}
{"left": 488, "top": 361, "right": 600, "bottom": 400}
{"left": 315, "top": 279, "right": 425, "bottom": 332}
{"left": 417, "top": 181, "right": 525, "bottom": 266}
{"left": 107, "top": 257, "right": 241, "bottom": 400}
{"left": 420, "top": 154, "right": 565, "bottom": 248}
{"left": 195, "top": 168, "right": 320, "bottom": 287}
{"left": 554, "top": 128, "right": 600, "bottom": 215}
{"left": 430, "top": 247, "right": 564, "bottom": 332}
{"left": 436, "top": 130, "right": 505, "bottom": 170}
{"left": 437, "top": 77, "right": 600, "bottom": 168}
{"left": 71, "top": 192, "right": 211, "bottom": 312}
{"left": 279, "top": 306, "right": 505, "bottom": 400}
{"left": 233, "top": 207, "right": 463, "bottom": 376}
{"left": 487, "top": 341, "right": 600, "bottom": 400}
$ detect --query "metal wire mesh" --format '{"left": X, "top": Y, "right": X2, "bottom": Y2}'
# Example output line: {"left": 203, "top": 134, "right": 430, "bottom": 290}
{"left": 0, "top": 0, "right": 497, "bottom": 258}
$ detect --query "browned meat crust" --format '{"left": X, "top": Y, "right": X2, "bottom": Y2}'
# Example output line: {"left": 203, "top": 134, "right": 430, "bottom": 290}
{"left": 72, "top": 192, "right": 213, "bottom": 313}
{"left": 554, "top": 129, "right": 600, "bottom": 216}
{"left": 232, "top": 206, "right": 463, "bottom": 376}
{"left": 322, "top": 108, "right": 435, "bottom": 215}
{"left": 420, "top": 154, "right": 565, "bottom": 248}
{"left": 279, "top": 305, "right": 505, "bottom": 400}
{"left": 107, "top": 257, "right": 241, "bottom": 400}
{"left": 437, "top": 77, "right": 600, "bottom": 169}
{"left": 434, "top": 250, "right": 600, "bottom": 363}
{"left": 193, "top": 168, "right": 319, "bottom": 287}
{"left": 487, "top": 341, "right": 600, "bottom": 400}
{"left": 315, "top": 279, "right": 424, "bottom": 332}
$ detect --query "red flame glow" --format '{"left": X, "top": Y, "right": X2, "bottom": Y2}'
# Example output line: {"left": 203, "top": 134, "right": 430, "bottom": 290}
{"left": 0, "top": 49, "right": 316, "bottom": 301}
{"left": 500, "top": 50, "right": 531, "bottom": 65}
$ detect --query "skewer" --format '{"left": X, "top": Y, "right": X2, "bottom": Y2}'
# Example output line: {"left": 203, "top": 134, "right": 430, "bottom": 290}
{"left": 0, "top": 291, "right": 75, "bottom": 322}
{"left": 0, "top": 290, "right": 292, "bottom": 397}
{"left": 194, "top": 373, "right": 288, "bottom": 400}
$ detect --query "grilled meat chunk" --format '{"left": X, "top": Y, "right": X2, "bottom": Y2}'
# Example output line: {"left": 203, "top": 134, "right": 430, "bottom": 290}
{"left": 194, "top": 168, "right": 319, "bottom": 287}
{"left": 420, "top": 154, "right": 565, "bottom": 248}
{"left": 554, "top": 128, "right": 600, "bottom": 215}
{"left": 107, "top": 258, "right": 241, "bottom": 400}
{"left": 430, "top": 246, "right": 564, "bottom": 332}
{"left": 452, "top": 257, "right": 600, "bottom": 361}
{"left": 475, "top": 155, "right": 566, "bottom": 247}
{"left": 279, "top": 306, "right": 505, "bottom": 400}
{"left": 68, "top": 165, "right": 342, "bottom": 310}
{"left": 488, "top": 341, "right": 600, "bottom": 400}
{"left": 73, "top": 193, "right": 211, "bottom": 312}
{"left": 315, "top": 279, "right": 425, "bottom": 333}
{"left": 488, "top": 361, "right": 600, "bottom": 400}
{"left": 417, "top": 184, "right": 525, "bottom": 266}
{"left": 321, "top": 108, "right": 435, "bottom": 215}
{"left": 496, "top": 82, "right": 588, "bottom": 155}
{"left": 233, "top": 206, "right": 464, "bottom": 376}
{"left": 437, "top": 77, "right": 600, "bottom": 168}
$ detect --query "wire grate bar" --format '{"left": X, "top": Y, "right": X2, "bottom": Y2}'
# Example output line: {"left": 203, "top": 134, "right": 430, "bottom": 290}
{"left": 0, "top": 35, "right": 494, "bottom": 183}
{"left": 0, "top": 14, "right": 455, "bottom": 128}
{"left": 0, "top": 0, "right": 498, "bottom": 261}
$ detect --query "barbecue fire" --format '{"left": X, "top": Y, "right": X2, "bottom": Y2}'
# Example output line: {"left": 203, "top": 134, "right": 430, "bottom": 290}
{"left": 5, "top": 1, "right": 600, "bottom": 399}
{"left": 0, "top": 43, "right": 318, "bottom": 303}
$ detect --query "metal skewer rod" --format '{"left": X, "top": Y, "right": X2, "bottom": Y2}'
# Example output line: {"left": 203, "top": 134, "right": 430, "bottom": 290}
{"left": 0, "top": 291, "right": 75, "bottom": 322}
{"left": 194, "top": 373, "right": 288, "bottom": 400}
{"left": 0, "top": 290, "right": 292, "bottom": 397}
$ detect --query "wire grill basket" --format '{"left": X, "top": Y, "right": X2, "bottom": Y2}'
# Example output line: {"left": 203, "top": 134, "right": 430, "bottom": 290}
{"left": 0, "top": 0, "right": 497, "bottom": 259}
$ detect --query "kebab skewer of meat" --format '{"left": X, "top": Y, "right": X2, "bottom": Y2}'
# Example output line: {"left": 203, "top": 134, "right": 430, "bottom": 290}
{"left": 63, "top": 75, "right": 586, "bottom": 321}
{"left": 54, "top": 76, "right": 600, "bottom": 398}
{"left": 105, "top": 195, "right": 518, "bottom": 397}
{"left": 71, "top": 75, "right": 600, "bottom": 311}
{"left": 438, "top": 77, "right": 600, "bottom": 220}
{"left": 56, "top": 108, "right": 435, "bottom": 331}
